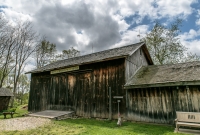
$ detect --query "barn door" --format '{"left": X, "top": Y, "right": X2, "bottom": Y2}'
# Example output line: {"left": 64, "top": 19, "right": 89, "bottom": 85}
{"left": 76, "top": 72, "right": 92, "bottom": 117}
{"left": 40, "top": 77, "right": 50, "bottom": 111}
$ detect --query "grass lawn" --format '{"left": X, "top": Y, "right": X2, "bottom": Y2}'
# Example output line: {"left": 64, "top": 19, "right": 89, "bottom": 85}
{"left": 1, "top": 118, "right": 186, "bottom": 135}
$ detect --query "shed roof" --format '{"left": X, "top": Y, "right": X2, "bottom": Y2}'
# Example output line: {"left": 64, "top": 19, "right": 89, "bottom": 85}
{"left": 124, "top": 61, "right": 200, "bottom": 89}
{"left": 27, "top": 42, "right": 153, "bottom": 74}
{"left": 0, "top": 88, "right": 14, "bottom": 96}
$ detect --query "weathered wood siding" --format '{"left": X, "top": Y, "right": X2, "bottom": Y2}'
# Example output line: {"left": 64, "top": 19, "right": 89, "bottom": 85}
{"left": 0, "top": 96, "right": 11, "bottom": 112}
{"left": 28, "top": 58, "right": 126, "bottom": 118}
{"left": 125, "top": 48, "right": 148, "bottom": 82}
{"left": 127, "top": 86, "right": 200, "bottom": 124}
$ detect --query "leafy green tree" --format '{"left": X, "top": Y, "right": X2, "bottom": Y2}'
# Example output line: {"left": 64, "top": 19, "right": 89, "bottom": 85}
{"left": 142, "top": 19, "right": 187, "bottom": 65}
{"left": 35, "top": 39, "right": 57, "bottom": 68}
{"left": 183, "top": 52, "right": 200, "bottom": 62}
{"left": 57, "top": 47, "right": 80, "bottom": 60}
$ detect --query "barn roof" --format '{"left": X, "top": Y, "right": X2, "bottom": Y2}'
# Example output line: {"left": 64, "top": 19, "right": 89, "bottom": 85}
{"left": 0, "top": 88, "right": 14, "bottom": 96}
{"left": 124, "top": 61, "right": 200, "bottom": 89}
{"left": 27, "top": 42, "right": 153, "bottom": 74}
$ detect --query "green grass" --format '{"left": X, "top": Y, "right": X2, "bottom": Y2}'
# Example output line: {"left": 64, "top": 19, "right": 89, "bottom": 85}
{"left": 0, "top": 104, "right": 28, "bottom": 119}
{"left": 1, "top": 118, "right": 186, "bottom": 135}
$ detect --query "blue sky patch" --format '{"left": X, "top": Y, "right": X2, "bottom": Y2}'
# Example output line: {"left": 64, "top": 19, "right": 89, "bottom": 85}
{"left": 76, "top": 31, "right": 83, "bottom": 34}
{"left": 0, "top": 5, "right": 8, "bottom": 9}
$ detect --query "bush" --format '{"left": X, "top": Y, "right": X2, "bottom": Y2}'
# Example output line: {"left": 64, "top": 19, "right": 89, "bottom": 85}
{"left": 3, "top": 108, "right": 17, "bottom": 112}
{"left": 13, "top": 101, "right": 20, "bottom": 108}
{"left": 8, "top": 108, "right": 16, "bottom": 112}
{"left": 2, "top": 110, "right": 8, "bottom": 112}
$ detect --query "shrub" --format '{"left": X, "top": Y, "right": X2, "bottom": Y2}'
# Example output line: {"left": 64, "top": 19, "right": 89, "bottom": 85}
{"left": 8, "top": 108, "right": 16, "bottom": 112}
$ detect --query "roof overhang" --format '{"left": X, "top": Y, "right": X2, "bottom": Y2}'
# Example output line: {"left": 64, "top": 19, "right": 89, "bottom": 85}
{"left": 26, "top": 55, "right": 128, "bottom": 74}
{"left": 0, "top": 88, "right": 14, "bottom": 96}
{"left": 124, "top": 80, "right": 200, "bottom": 89}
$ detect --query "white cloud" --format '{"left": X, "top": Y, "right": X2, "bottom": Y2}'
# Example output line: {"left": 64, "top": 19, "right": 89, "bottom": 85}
{"left": 58, "top": 37, "right": 65, "bottom": 44}
{"left": 112, "top": 25, "right": 149, "bottom": 48}
{"left": 179, "top": 29, "right": 200, "bottom": 40}
{"left": 3, "top": 8, "right": 32, "bottom": 24}
{"left": 179, "top": 29, "right": 200, "bottom": 55}
{"left": 196, "top": 19, "right": 200, "bottom": 26}
{"left": 182, "top": 39, "right": 200, "bottom": 55}
{"left": 74, "top": 30, "right": 90, "bottom": 51}
{"left": 60, "top": 0, "right": 77, "bottom": 5}
{"left": 24, "top": 57, "right": 36, "bottom": 72}
{"left": 156, "top": 0, "right": 196, "bottom": 18}
{"left": 111, "top": 14, "right": 129, "bottom": 33}
{"left": 2, "top": 0, "right": 196, "bottom": 21}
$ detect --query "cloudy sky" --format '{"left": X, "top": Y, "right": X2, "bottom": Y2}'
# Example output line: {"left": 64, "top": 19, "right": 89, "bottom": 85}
{"left": 0, "top": 0, "right": 200, "bottom": 71}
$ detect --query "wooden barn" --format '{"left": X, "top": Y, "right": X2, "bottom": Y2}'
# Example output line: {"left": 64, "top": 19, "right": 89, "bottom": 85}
{"left": 0, "top": 88, "right": 13, "bottom": 112}
{"left": 124, "top": 61, "right": 200, "bottom": 124}
{"left": 27, "top": 42, "right": 153, "bottom": 118}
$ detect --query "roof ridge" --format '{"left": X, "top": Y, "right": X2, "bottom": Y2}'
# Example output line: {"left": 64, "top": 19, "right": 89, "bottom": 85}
{"left": 50, "top": 42, "right": 144, "bottom": 64}
{"left": 28, "top": 42, "right": 145, "bottom": 73}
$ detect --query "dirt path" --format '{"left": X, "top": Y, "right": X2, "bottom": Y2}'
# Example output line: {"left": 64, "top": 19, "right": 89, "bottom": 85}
{"left": 0, "top": 117, "right": 51, "bottom": 131}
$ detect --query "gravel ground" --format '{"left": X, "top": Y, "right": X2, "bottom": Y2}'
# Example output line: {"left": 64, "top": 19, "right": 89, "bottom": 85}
{"left": 0, "top": 117, "right": 51, "bottom": 131}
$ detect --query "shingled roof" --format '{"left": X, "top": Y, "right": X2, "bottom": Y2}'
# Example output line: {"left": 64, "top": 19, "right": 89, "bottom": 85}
{"left": 124, "top": 61, "right": 200, "bottom": 89}
{"left": 0, "top": 88, "right": 13, "bottom": 96}
{"left": 27, "top": 42, "right": 152, "bottom": 74}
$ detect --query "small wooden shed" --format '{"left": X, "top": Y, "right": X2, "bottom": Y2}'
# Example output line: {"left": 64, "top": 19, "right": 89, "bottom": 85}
{"left": 124, "top": 61, "right": 200, "bottom": 124}
{"left": 0, "top": 88, "right": 13, "bottom": 112}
